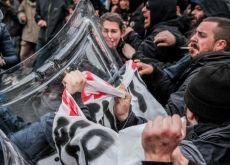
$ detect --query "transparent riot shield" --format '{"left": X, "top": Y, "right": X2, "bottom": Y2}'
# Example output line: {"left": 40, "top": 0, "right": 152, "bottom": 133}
{"left": 0, "top": 0, "right": 123, "bottom": 164}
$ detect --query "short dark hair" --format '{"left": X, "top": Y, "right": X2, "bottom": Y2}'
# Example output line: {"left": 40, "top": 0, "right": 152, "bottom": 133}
{"left": 203, "top": 17, "right": 230, "bottom": 51}
{"left": 100, "top": 12, "right": 126, "bottom": 32}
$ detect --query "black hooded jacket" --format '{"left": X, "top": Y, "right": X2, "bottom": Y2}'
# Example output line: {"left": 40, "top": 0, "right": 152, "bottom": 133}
{"left": 133, "top": 0, "right": 186, "bottom": 68}
{"left": 197, "top": 0, "right": 230, "bottom": 19}
{"left": 145, "top": 0, "right": 177, "bottom": 34}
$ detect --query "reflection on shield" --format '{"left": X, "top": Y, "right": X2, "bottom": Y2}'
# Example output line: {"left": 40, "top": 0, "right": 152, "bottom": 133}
{"left": 0, "top": 0, "right": 123, "bottom": 164}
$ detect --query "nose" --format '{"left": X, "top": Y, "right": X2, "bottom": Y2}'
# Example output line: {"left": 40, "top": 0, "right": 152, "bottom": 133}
{"left": 190, "top": 32, "right": 197, "bottom": 43}
{"left": 107, "top": 32, "right": 113, "bottom": 41}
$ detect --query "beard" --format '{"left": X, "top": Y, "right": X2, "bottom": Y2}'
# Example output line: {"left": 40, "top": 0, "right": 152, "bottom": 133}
{"left": 191, "top": 15, "right": 206, "bottom": 28}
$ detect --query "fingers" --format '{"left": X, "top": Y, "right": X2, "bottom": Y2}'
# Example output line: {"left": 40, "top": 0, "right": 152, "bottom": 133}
{"left": 144, "top": 115, "right": 184, "bottom": 140}
{"left": 62, "top": 70, "right": 86, "bottom": 94}
{"left": 153, "top": 30, "right": 176, "bottom": 47}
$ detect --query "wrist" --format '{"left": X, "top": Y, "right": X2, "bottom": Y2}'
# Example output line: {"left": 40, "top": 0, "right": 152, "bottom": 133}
{"left": 117, "top": 113, "right": 129, "bottom": 122}
{"left": 144, "top": 153, "right": 172, "bottom": 162}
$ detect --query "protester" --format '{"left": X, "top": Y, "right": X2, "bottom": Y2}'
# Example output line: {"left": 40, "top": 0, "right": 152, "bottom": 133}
{"left": 34, "top": 0, "right": 71, "bottom": 68}
{"left": 114, "top": 0, "right": 130, "bottom": 25}
{"left": 155, "top": 0, "right": 230, "bottom": 49}
{"left": 109, "top": 0, "right": 119, "bottom": 12}
{"left": 100, "top": 12, "right": 142, "bottom": 63}
{"left": 133, "top": 0, "right": 186, "bottom": 68}
{"left": 135, "top": 17, "right": 230, "bottom": 116}
{"left": 17, "top": 0, "right": 40, "bottom": 62}
{"left": 142, "top": 63, "right": 230, "bottom": 164}
{"left": 0, "top": 0, "right": 22, "bottom": 55}
{"left": 0, "top": 9, "right": 19, "bottom": 70}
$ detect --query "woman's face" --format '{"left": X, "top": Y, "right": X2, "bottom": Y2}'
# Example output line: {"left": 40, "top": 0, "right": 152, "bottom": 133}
{"left": 119, "top": 0, "right": 129, "bottom": 10}
{"left": 111, "top": 0, "right": 119, "bottom": 5}
{"left": 102, "top": 20, "right": 123, "bottom": 48}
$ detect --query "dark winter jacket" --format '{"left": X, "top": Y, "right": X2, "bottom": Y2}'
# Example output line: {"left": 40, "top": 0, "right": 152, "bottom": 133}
{"left": 0, "top": 22, "right": 19, "bottom": 69}
{"left": 35, "top": 0, "right": 70, "bottom": 43}
{"left": 148, "top": 52, "right": 230, "bottom": 116}
{"left": 144, "top": 0, "right": 177, "bottom": 35}
{"left": 129, "top": 4, "right": 145, "bottom": 39}
{"left": 133, "top": 0, "right": 187, "bottom": 68}
{"left": 134, "top": 25, "right": 187, "bottom": 68}
{"left": 180, "top": 122, "right": 230, "bottom": 164}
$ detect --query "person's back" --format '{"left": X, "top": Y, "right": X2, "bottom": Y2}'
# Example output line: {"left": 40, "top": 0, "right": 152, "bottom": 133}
{"left": 17, "top": 0, "right": 40, "bottom": 62}
{"left": 179, "top": 63, "right": 230, "bottom": 164}
{"left": 34, "top": 0, "right": 71, "bottom": 68}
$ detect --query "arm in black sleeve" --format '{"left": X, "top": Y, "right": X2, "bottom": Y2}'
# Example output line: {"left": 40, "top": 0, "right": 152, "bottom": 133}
{"left": 116, "top": 110, "right": 147, "bottom": 131}
{"left": 72, "top": 92, "right": 93, "bottom": 122}
{"left": 123, "top": 31, "right": 142, "bottom": 50}
{"left": 164, "top": 69, "right": 198, "bottom": 116}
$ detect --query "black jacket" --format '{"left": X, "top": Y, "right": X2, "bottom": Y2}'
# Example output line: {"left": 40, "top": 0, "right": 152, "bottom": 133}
{"left": 134, "top": 0, "right": 187, "bottom": 68}
{"left": 148, "top": 52, "right": 230, "bottom": 116}
{"left": 35, "top": 0, "right": 71, "bottom": 43}
{"left": 180, "top": 122, "right": 230, "bottom": 164}
{"left": 134, "top": 25, "right": 187, "bottom": 68}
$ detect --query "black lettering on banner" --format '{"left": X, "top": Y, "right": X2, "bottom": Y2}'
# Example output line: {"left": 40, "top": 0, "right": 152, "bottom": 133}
{"left": 81, "top": 129, "right": 115, "bottom": 162}
{"left": 64, "top": 120, "right": 91, "bottom": 164}
{"left": 129, "top": 81, "right": 147, "bottom": 112}
{"left": 102, "top": 100, "right": 116, "bottom": 130}
{"left": 87, "top": 103, "right": 100, "bottom": 122}
{"left": 53, "top": 117, "right": 70, "bottom": 165}
{"left": 54, "top": 117, "right": 70, "bottom": 149}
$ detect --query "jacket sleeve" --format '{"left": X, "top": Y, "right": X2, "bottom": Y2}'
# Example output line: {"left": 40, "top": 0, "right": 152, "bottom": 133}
{"left": 133, "top": 25, "right": 186, "bottom": 68}
{"left": 17, "top": 0, "right": 26, "bottom": 24}
{"left": 142, "top": 161, "right": 173, "bottom": 165}
{"left": 0, "top": 23, "right": 19, "bottom": 69}
{"left": 164, "top": 68, "right": 198, "bottom": 116}
{"left": 72, "top": 92, "right": 93, "bottom": 122}
{"left": 116, "top": 110, "right": 147, "bottom": 131}
{"left": 123, "top": 31, "right": 142, "bottom": 50}
{"left": 34, "top": 0, "right": 42, "bottom": 23}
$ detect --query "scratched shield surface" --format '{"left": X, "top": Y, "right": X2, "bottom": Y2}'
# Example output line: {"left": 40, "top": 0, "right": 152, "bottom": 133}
{"left": 0, "top": 0, "right": 123, "bottom": 164}
{"left": 0, "top": 0, "right": 166, "bottom": 164}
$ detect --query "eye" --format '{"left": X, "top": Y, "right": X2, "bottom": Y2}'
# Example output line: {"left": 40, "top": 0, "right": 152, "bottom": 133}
{"left": 102, "top": 29, "right": 108, "bottom": 33}
{"left": 111, "top": 29, "right": 119, "bottom": 33}
{"left": 198, "top": 32, "right": 206, "bottom": 38}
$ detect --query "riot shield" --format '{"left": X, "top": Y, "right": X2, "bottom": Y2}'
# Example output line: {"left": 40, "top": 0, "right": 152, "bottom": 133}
{"left": 0, "top": 0, "right": 123, "bottom": 164}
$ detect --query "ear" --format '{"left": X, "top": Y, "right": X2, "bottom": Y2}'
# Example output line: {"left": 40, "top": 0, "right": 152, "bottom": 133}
{"left": 214, "top": 40, "right": 227, "bottom": 51}
{"left": 186, "top": 108, "right": 197, "bottom": 125}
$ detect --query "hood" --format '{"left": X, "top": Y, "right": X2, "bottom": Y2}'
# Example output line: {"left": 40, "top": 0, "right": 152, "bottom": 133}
{"left": 129, "top": 0, "right": 144, "bottom": 13}
{"left": 197, "top": 0, "right": 230, "bottom": 19}
{"left": 146, "top": 0, "right": 177, "bottom": 27}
